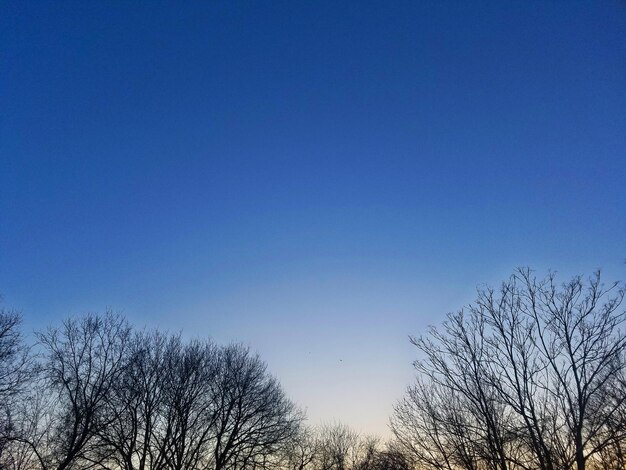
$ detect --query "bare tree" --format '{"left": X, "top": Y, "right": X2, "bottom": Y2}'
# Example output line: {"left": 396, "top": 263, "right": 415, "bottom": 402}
{"left": 316, "top": 423, "right": 363, "bottom": 470}
{"left": 282, "top": 425, "right": 320, "bottom": 470}
{"left": 301, "top": 423, "right": 392, "bottom": 470}
{"left": 354, "top": 435, "right": 382, "bottom": 470}
{"left": 279, "top": 422, "right": 395, "bottom": 470}
{"left": 366, "top": 449, "right": 410, "bottom": 470}
{"left": 407, "top": 310, "right": 514, "bottom": 470}
{"left": 474, "top": 276, "right": 563, "bottom": 470}
{"left": 211, "top": 344, "right": 302, "bottom": 470}
{"left": 517, "top": 269, "right": 626, "bottom": 470}
{"left": 0, "top": 307, "right": 34, "bottom": 468}
{"left": 99, "top": 337, "right": 301, "bottom": 470}
{"left": 392, "top": 269, "right": 626, "bottom": 470}
{"left": 29, "top": 312, "right": 132, "bottom": 470}
{"left": 155, "top": 338, "right": 220, "bottom": 470}
{"left": 392, "top": 379, "right": 484, "bottom": 470}
{"left": 96, "top": 330, "right": 176, "bottom": 470}
{"left": 0, "top": 309, "right": 306, "bottom": 470}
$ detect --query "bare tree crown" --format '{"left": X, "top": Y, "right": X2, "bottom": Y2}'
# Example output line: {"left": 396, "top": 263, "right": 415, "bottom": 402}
{"left": 392, "top": 269, "right": 626, "bottom": 470}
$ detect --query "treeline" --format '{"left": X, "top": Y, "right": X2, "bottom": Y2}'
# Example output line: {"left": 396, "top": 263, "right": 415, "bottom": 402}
{"left": 2, "top": 268, "right": 625, "bottom": 470}
{"left": 0, "top": 310, "right": 403, "bottom": 470}
{"left": 391, "top": 269, "right": 626, "bottom": 470}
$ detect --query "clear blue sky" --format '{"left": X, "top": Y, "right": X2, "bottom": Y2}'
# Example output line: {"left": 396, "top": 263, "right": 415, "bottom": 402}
{"left": 1, "top": 1, "right": 625, "bottom": 436}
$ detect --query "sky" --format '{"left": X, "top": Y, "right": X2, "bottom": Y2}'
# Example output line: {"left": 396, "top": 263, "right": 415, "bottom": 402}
{"left": 1, "top": 1, "right": 625, "bottom": 437}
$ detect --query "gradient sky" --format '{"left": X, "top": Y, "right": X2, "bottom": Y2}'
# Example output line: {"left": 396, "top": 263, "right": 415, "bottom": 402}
{"left": 1, "top": 1, "right": 625, "bottom": 436}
